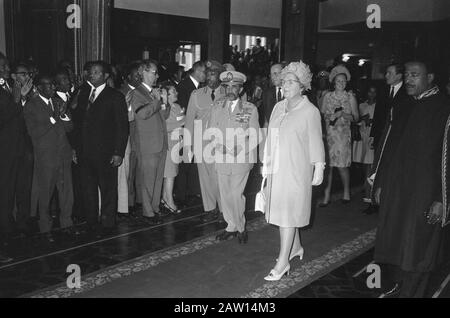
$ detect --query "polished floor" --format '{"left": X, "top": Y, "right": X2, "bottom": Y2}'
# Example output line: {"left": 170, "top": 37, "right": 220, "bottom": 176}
{"left": 1, "top": 168, "right": 449, "bottom": 298}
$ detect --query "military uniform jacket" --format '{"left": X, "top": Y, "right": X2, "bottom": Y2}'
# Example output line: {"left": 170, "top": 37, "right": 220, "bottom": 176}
{"left": 185, "top": 86, "right": 226, "bottom": 152}
{"left": 209, "top": 99, "right": 259, "bottom": 175}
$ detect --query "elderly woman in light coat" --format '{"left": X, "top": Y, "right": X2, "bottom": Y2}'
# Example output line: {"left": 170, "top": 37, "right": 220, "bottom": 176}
{"left": 262, "top": 61, "right": 326, "bottom": 281}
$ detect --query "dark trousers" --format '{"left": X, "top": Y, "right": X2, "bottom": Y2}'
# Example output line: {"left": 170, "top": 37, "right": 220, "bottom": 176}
{"left": 81, "top": 157, "right": 118, "bottom": 229}
{"left": 174, "top": 162, "right": 201, "bottom": 202}
{"left": 128, "top": 150, "right": 139, "bottom": 206}
{"left": 0, "top": 155, "right": 18, "bottom": 239}
{"left": 71, "top": 163, "right": 85, "bottom": 220}
{"left": 35, "top": 158, "right": 74, "bottom": 233}
{"left": 14, "top": 148, "right": 33, "bottom": 231}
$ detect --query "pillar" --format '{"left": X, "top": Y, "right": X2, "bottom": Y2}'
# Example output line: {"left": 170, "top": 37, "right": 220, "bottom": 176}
{"left": 280, "top": 0, "right": 319, "bottom": 64}
{"left": 208, "top": 0, "right": 230, "bottom": 63}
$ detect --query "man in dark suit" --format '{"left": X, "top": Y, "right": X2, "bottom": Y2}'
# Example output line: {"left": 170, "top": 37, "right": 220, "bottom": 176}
{"left": 0, "top": 53, "right": 20, "bottom": 262}
{"left": 365, "top": 63, "right": 407, "bottom": 215}
{"left": 72, "top": 61, "right": 129, "bottom": 237}
{"left": 175, "top": 61, "right": 206, "bottom": 206}
{"left": 370, "top": 63, "right": 407, "bottom": 151}
{"left": 53, "top": 68, "right": 85, "bottom": 225}
{"left": 24, "top": 75, "right": 75, "bottom": 241}
{"left": 262, "top": 64, "right": 283, "bottom": 127}
{"left": 10, "top": 63, "right": 34, "bottom": 235}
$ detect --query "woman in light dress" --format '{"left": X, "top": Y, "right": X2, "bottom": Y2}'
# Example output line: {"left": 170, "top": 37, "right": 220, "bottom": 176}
{"left": 352, "top": 85, "right": 377, "bottom": 201}
{"left": 162, "top": 85, "right": 185, "bottom": 214}
{"left": 320, "top": 65, "right": 359, "bottom": 206}
{"left": 262, "top": 61, "right": 326, "bottom": 281}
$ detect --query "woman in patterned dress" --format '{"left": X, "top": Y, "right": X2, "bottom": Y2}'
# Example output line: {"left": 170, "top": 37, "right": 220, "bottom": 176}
{"left": 320, "top": 65, "right": 359, "bottom": 206}
{"left": 162, "top": 85, "right": 185, "bottom": 213}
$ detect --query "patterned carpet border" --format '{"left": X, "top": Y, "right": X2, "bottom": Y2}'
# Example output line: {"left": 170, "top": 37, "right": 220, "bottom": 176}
{"left": 242, "top": 229, "right": 376, "bottom": 298}
{"left": 27, "top": 216, "right": 268, "bottom": 298}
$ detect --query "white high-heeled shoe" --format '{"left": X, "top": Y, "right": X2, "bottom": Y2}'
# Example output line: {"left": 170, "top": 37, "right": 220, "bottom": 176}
{"left": 289, "top": 247, "right": 304, "bottom": 261}
{"left": 276, "top": 247, "right": 304, "bottom": 262}
{"left": 264, "top": 263, "right": 290, "bottom": 281}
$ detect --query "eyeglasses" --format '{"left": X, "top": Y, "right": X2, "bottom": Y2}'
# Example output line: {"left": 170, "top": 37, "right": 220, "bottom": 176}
{"left": 281, "top": 79, "right": 300, "bottom": 86}
{"left": 144, "top": 69, "right": 158, "bottom": 75}
{"left": 14, "top": 72, "right": 30, "bottom": 76}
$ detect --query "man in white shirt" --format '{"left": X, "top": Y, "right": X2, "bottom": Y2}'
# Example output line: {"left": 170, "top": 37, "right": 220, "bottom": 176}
{"left": 366, "top": 63, "right": 407, "bottom": 215}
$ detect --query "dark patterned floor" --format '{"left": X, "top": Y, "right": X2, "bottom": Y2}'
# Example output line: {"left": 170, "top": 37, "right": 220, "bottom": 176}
{"left": 1, "top": 166, "right": 449, "bottom": 298}
{"left": 288, "top": 248, "right": 450, "bottom": 298}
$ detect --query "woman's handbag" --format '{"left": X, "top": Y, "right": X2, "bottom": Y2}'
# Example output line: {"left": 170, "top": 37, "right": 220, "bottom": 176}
{"left": 255, "top": 177, "right": 267, "bottom": 213}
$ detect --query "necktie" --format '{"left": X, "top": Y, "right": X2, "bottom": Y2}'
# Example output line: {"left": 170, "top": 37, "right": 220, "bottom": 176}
{"left": 389, "top": 86, "right": 395, "bottom": 99}
{"left": 211, "top": 89, "right": 215, "bottom": 101}
{"left": 87, "top": 87, "right": 96, "bottom": 110}
{"left": 66, "top": 92, "right": 70, "bottom": 101}
{"left": 277, "top": 87, "right": 282, "bottom": 102}
{"left": 49, "top": 98, "right": 58, "bottom": 117}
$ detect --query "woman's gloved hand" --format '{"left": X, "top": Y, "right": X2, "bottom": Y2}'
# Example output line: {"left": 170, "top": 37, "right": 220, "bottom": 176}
{"left": 312, "top": 162, "right": 326, "bottom": 186}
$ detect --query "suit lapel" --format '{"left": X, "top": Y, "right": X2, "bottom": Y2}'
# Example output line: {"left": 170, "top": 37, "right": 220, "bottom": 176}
{"left": 92, "top": 86, "right": 109, "bottom": 107}
{"left": 137, "top": 84, "right": 154, "bottom": 101}
{"left": 37, "top": 96, "right": 53, "bottom": 117}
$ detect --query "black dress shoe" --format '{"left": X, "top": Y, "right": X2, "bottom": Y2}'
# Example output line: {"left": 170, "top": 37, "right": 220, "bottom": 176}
{"left": 341, "top": 199, "right": 351, "bottom": 204}
{"left": 216, "top": 231, "right": 237, "bottom": 241}
{"left": 237, "top": 231, "right": 248, "bottom": 244}
{"left": 62, "top": 227, "right": 81, "bottom": 237}
{"left": 380, "top": 283, "right": 401, "bottom": 298}
{"left": 201, "top": 210, "right": 219, "bottom": 223}
{"left": 318, "top": 202, "right": 330, "bottom": 208}
{"left": 142, "top": 215, "right": 163, "bottom": 225}
{"left": 363, "top": 204, "right": 378, "bottom": 215}
{"left": 43, "top": 233, "right": 55, "bottom": 243}
{"left": 0, "top": 253, "right": 13, "bottom": 264}
{"left": 100, "top": 227, "right": 116, "bottom": 237}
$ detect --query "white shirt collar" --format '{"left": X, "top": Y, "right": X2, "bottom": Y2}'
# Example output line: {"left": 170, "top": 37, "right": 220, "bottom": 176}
{"left": 142, "top": 82, "right": 152, "bottom": 93}
{"left": 87, "top": 82, "right": 106, "bottom": 101}
{"left": 230, "top": 99, "right": 239, "bottom": 113}
{"left": 190, "top": 76, "right": 199, "bottom": 89}
{"left": 128, "top": 84, "right": 136, "bottom": 90}
{"left": 391, "top": 81, "right": 402, "bottom": 97}
{"left": 56, "top": 91, "right": 69, "bottom": 102}
{"left": 39, "top": 94, "right": 53, "bottom": 108}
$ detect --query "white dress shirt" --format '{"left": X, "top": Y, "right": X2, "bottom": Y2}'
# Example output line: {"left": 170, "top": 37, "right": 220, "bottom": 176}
{"left": 87, "top": 81, "right": 106, "bottom": 102}
{"left": 39, "top": 94, "right": 70, "bottom": 121}
{"left": 190, "top": 76, "right": 200, "bottom": 89}
{"left": 56, "top": 91, "right": 70, "bottom": 102}
{"left": 142, "top": 82, "right": 152, "bottom": 93}
{"left": 230, "top": 99, "right": 239, "bottom": 113}
{"left": 391, "top": 81, "right": 403, "bottom": 98}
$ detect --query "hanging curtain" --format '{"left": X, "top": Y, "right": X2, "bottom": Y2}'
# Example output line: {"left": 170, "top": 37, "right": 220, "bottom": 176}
{"left": 74, "top": 0, "right": 111, "bottom": 76}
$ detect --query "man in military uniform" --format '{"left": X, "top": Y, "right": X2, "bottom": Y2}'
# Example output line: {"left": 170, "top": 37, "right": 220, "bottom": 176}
{"left": 184, "top": 60, "right": 225, "bottom": 222}
{"left": 209, "top": 71, "right": 259, "bottom": 244}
